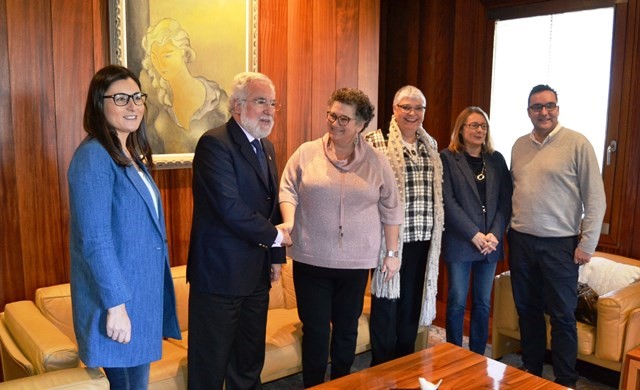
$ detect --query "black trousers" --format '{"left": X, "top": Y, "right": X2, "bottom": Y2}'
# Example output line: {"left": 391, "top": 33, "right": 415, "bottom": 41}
{"left": 369, "top": 240, "right": 430, "bottom": 366}
{"left": 508, "top": 229, "right": 580, "bottom": 387}
{"left": 187, "top": 276, "right": 270, "bottom": 390}
{"left": 293, "top": 261, "right": 369, "bottom": 388}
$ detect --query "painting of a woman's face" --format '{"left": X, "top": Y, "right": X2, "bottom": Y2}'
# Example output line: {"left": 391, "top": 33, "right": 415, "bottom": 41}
{"left": 150, "top": 40, "right": 184, "bottom": 80}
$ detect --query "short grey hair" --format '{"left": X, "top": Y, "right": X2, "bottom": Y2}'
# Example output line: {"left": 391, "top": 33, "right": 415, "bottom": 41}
{"left": 229, "top": 72, "right": 275, "bottom": 113}
{"left": 392, "top": 85, "right": 426, "bottom": 107}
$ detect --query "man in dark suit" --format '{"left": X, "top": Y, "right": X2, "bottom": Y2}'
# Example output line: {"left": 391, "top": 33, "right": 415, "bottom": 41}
{"left": 187, "top": 72, "right": 291, "bottom": 389}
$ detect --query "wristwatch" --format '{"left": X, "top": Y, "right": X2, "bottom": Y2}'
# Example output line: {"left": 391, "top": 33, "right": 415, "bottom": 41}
{"left": 386, "top": 250, "right": 399, "bottom": 258}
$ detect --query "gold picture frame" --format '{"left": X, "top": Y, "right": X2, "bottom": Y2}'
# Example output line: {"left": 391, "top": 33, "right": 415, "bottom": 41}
{"left": 109, "top": 0, "right": 259, "bottom": 169}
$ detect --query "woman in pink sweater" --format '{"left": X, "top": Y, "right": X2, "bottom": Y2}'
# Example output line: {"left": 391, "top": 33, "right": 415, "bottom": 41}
{"left": 279, "top": 88, "right": 403, "bottom": 387}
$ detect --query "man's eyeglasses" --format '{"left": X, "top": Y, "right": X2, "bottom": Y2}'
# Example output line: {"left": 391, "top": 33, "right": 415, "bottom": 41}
{"left": 244, "top": 98, "right": 281, "bottom": 111}
{"left": 464, "top": 122, "right": 488, "bottom": 130}
{"left": 327, "top": 111, "right": 354, "bottom": 127}
{"left": 103, "top": 93, "right": 147, "bottom": 106}
{"left": 396, "top": 104, "right": 426, "bottom": 114}
{"left": 528, "top": 102, "right": 558, "bottom": 112}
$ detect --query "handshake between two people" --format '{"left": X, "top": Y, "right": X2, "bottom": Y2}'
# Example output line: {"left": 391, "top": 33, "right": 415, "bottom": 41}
{"left": 276, "top": 222, "right": 294, "bottom": 247}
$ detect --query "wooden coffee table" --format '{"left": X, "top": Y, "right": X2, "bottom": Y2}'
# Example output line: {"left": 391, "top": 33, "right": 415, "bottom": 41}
{"left": 310, "top": 342, "right": 568, "bottom": 389}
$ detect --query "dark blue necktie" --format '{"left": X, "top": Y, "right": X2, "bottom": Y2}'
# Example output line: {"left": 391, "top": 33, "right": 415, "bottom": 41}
{"left": 251, "top": 139, "right": 268, "bottom": 179}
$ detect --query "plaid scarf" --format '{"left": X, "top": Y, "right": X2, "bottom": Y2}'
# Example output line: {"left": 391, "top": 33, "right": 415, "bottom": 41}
{"left": 365, "top": 116, "right": 444, "bottom": 326}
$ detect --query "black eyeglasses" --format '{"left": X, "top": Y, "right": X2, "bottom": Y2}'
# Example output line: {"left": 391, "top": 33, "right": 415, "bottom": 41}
{"left": 103, "top": 93, "right": 147, "bottom": 106}
{"left": 396, "top": 104, "right": 426, "bottom": 113}
{"left": 243, "top": 97, "right": 281, "bottom": 111}
{"left": 528, "top": 102, "right": 558, "bottom": 112}
{"left": 327, "top": 111, "right": 354, "bottom": 127}
{"left": 465, "top": 122, "right": 488, "bottom": 130}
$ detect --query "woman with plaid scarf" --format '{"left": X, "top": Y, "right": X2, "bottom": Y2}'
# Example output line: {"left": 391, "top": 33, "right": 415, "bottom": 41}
{"left": 365, "top": 85, "right": 444, "bottom": 366}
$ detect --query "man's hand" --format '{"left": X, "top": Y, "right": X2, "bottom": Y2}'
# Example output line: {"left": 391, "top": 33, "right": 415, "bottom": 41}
{"left": 276, "top": 223, "right": 293, "bottom": 247}
{"left": 271, "top": 264, "right": 282, "bottom": 282}
{"left": 280, "top": 229, "right": 292, "bottom": 247}
{"left": 106, "top": 303, "right": 131, "bottom": 344}
{"left": 574, "top": 247, "right": 592, "bottom": 265}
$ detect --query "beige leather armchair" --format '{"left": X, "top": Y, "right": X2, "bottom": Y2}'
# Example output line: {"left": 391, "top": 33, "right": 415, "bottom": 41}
{"left": 492, "top": 251, "right": 640, "bottom": 377}
{"left": 0, "top": 367, "right": 108, "bottom": 389}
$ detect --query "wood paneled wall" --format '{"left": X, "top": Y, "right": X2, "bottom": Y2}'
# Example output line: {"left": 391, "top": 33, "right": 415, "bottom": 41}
{"left": 0, "top": 0, "right": 109, "bottom": 308}
{"left": 378, "top": 0, "right": 640, "bottom": 325}
{"left": 0, "top": 0, "right": 380, "bottom": 311}
{"left": 2, "top": 0, "right": 640, "bottom": 333}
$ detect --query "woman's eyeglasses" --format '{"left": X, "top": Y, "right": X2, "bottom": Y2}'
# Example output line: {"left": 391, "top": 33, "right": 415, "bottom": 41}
{"left": 464, "top": 122, "right": 488, "bottom": 130}
{"left": 327, "top": 111, "right": 354, "bottom": 127}
{"left": 103, "top": 93, "right": 147, "bottom": 106}
{"left": 396, "top": 104, "right": 426, "bottom": 114}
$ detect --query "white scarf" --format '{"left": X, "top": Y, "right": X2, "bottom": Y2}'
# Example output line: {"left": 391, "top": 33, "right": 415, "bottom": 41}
{"left": 368, "top": 116, "right": 444, "bottom": 326}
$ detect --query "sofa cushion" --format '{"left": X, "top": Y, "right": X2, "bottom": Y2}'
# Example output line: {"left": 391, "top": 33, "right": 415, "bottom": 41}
{"left": 269, "top": 278, "right": 286, "bottom": 310}
{"left": 579, "top": 256, "right": 640, "bottom": 295}
{"left": 280, "top": 260, "right": 297, "bottom": 310}
{"left": 34, "top": 283, "right": 76, "bottom": 344}
{"left": 148, "top": 340, "right": 187, "bottom": 389}
{"left": 493, "top": 271, "right": 519, "bottom": 332}
{"left": 171, "top": 265, "right": 190, "bottom": 333}
{"left": 262, "top": 307, "right": 303, "bottom": 382}
{"left": 576, "top": 321, "right": 596, "bottom": 356}
{"left": 4, "top": 301, "right": 79, "bottom": 374}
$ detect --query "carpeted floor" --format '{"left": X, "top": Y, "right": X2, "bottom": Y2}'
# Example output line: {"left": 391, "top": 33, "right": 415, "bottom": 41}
{"left": 263, "top": 326, "right": 619, "bottom": 389}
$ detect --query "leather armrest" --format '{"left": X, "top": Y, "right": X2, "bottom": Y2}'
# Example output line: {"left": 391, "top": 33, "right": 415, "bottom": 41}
{"left": 596, "top": 280, "right": 640, "bottom": 361}
{"left": 3, "top": 301, "right": 79, "bottom": 374}
{"left": 623, "top": 308, "right": 640, "bottom": 355}
{"left": 0, "top": 367, "right": 108, "bottom": 389}
{"left": 0, "top": 313, "right": 35, "bottom": 380}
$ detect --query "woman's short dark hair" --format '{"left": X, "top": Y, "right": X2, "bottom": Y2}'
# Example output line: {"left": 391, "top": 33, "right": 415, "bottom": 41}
{"left": 328, "top": 88, "right": 375, "bottom": 131}
{"left": 83, "top": 64, "right": 153, "bottom": 168}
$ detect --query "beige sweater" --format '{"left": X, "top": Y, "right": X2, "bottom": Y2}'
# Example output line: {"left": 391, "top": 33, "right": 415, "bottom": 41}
{"left": 279, "top": 133, "right": 403, "bottom": 269}
{"left": 511, "top": 125, "right": 606, "bottom": 253}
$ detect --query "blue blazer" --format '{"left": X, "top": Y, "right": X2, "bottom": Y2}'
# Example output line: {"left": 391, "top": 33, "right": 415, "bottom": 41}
{"left": 187, "top": 117, "right": 286, "bottom": 296}
{"left": 68, "top": 138, "right": 180, "bottom": 368}
{"left": 440, "top": 149, "right": 513, "bottom": 263}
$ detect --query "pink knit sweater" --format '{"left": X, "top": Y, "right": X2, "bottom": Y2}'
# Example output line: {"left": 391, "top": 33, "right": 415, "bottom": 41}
{"left": 279, "top": 133, "right": 403, "bottom": 269}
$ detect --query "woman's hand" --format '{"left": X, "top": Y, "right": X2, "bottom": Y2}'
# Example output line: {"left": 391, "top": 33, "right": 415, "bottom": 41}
{"left": 381, "top": 256, "right": 400, "bottom": 282}
{"left": 471, "top": 232, "right": 488, "bottom": 252}
{"left": 106, "top": 303, "right": 131, "bottom": 344}
{"left": 484, "top": 233, "right": 499, "bottom": 254}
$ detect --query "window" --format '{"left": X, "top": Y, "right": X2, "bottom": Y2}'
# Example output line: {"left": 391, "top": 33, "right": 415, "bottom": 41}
{"left": 489, "top": 8, "right": 614, "bottom": 171}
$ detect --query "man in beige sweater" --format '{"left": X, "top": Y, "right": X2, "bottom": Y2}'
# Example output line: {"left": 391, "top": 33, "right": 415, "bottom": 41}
{"left": 508, "top": 84, "right": 606, "bottom": 388}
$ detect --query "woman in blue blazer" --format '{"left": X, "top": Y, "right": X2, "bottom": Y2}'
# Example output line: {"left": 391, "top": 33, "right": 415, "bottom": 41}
{"left": 68, "top": 65, "right": 180, "bottom": 389}
{"left": 440, "top": 106, "right": 512, "bottom": 355}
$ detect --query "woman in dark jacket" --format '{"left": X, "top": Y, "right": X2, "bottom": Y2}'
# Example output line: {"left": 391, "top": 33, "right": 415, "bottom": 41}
{"left": 440, "top": 106, "right": 512, "bottom": 354}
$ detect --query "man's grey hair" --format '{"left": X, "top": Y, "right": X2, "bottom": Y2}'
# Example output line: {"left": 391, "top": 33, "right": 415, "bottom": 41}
{"left": 229, "top": 72, "right": 275, "bottom": 113}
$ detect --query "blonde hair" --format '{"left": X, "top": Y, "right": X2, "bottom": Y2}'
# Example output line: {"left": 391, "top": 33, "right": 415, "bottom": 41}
{"left": 141, "top": 18, "right": 196, "bottom": 106}
{"left": 448, "top": 106, "right": 495, "bottom": 154}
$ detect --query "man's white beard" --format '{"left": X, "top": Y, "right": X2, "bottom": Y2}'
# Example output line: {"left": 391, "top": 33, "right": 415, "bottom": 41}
{"left": 241, "top": 107, "right": 274, "bottom": 139}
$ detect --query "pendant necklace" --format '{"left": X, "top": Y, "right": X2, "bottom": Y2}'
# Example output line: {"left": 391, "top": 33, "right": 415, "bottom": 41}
{"left": 402, "top": 139, "right": 419, "bottom": 162}
{"left": 476, "top": 157, "right": 486, "bottom": 181}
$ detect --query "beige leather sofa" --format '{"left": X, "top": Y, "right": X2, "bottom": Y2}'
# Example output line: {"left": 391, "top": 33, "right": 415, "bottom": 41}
{"left": 0, "top": 259, "right": 428, "bottom": 388}
{"left": 492, "top": 251, "right": 640, "bottom": 375}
